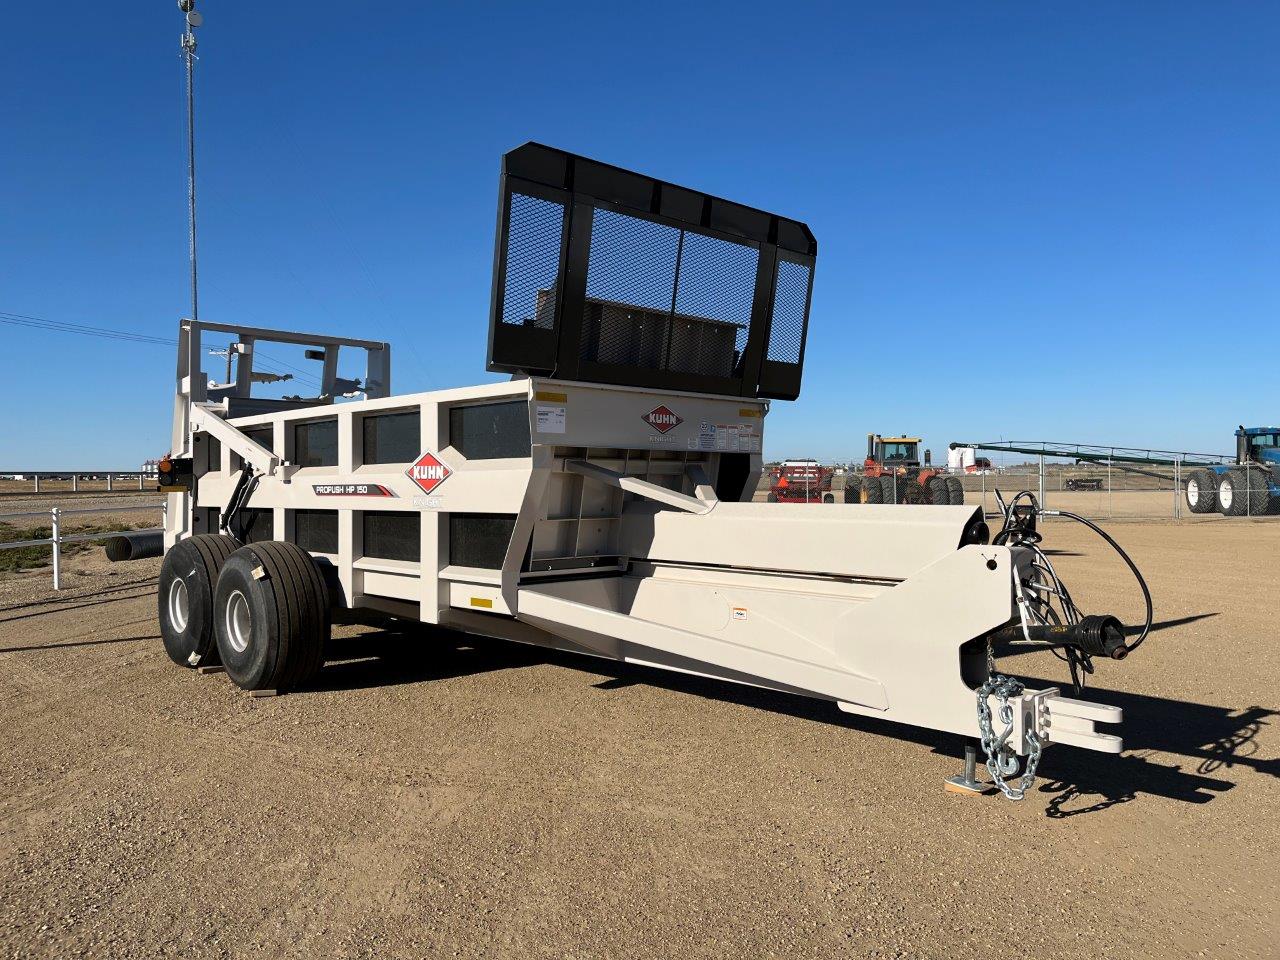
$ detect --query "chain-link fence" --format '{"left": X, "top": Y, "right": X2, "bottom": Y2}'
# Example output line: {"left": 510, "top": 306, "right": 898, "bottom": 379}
{"left": 961, "top": 461, "right": 1184, "bottom": 520}
{"left": 757, "top": 456, "right": 1279, "bottom": 520}
{"left": 958, "top": 456, "right": 1277, "bottom": 520}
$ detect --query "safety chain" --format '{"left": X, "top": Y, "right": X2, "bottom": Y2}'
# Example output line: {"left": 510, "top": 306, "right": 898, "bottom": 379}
{"left": 976, "top": 648, "right": 1044, "bottom": 800}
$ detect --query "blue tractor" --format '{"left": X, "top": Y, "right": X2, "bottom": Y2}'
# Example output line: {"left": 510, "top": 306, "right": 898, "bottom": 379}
{"left": 1184, "top": 427, "right": 1280, "bottom": 516}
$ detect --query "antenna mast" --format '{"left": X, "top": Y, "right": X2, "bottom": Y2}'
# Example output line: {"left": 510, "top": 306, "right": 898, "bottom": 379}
{"left": 179, "top": 1, "right": 203, "bottom": 320}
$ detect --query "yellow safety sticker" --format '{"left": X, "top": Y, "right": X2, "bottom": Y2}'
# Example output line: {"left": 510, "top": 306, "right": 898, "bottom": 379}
{"left": 470, "top": 597, "right": 494, "bottom": 609}
{"left": 536, "top": 391, "right": 568, "bottom": 403}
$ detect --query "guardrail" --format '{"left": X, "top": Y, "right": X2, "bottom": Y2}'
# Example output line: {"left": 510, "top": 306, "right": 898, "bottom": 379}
{"left": 0, "top": 502, "right": 165, "bottom": 590}
{"left": 0, "top": 471, "right": 156, "bottom": 493}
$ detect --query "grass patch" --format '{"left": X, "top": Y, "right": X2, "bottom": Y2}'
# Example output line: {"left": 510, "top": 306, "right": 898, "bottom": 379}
{"left": 0, "top": 520, "right": 133, "bottom": 573}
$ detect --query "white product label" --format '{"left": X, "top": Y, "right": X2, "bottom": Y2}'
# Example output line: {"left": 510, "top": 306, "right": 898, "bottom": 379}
{"left": 536, "top": 405, "right": 566, "bottom": 434}
{"left": 731, "top": 607, "right": 748, "bottom": 621}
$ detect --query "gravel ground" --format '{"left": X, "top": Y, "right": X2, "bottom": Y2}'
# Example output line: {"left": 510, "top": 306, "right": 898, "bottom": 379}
{"left": 1, "top": 519, "right": 1277, "bottom": 959}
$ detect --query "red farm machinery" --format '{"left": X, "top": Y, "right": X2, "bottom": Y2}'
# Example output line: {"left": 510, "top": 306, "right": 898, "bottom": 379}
{"left": 844, "top": 434, "right": 964, "bottom": 506}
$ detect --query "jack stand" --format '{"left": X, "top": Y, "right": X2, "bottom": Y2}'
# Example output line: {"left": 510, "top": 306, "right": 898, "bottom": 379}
{"left": 945, "top": 743, "right": 994, "bottom": 795}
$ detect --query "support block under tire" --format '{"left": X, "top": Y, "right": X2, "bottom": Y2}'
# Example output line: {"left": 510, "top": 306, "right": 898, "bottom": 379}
{"left": 158, "top": 534, "right": 239, "bottom": 668}
{"left": 213, "top": 541, "right": 331, "bottom": 692}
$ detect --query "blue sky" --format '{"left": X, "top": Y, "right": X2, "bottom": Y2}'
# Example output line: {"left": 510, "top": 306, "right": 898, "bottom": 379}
{"left": 1, "top": 2, "right": 1276, "bottom": 467}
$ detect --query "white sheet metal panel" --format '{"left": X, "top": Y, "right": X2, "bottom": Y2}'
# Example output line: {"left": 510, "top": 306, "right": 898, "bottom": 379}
{"left": 620, "top": 501, "right": 979, "bottom": 581}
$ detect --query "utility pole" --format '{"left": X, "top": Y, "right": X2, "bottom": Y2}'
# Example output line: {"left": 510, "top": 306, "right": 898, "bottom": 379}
{"left": 179, "top": 1, "right": 203, "bottom": 320}
{"left": 208, "top": 346, "right": 234, "bottom": 385}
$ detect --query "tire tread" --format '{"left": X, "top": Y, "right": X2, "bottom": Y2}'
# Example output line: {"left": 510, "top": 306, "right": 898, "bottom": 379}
{"left": 1186, "top": 468, "right": 1217, "bottom": 514}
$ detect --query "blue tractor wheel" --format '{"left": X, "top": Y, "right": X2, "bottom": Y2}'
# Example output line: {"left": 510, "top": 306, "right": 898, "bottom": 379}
{"left": 1185, "top": 469, "right": 1217, "bottom": 514}
{"left": 1218, "top": 468, "right": 1270, "bottom": 517}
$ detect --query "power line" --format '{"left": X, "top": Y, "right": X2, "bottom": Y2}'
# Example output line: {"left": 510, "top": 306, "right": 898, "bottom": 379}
{"left": 0, "top": 312, "right": 175, "bottom": 344}
{"left": 2, "top": 311, "right": 324, "bottom": 389}
{"left": 205, "top": 342, "right": 323, "bottom": 389}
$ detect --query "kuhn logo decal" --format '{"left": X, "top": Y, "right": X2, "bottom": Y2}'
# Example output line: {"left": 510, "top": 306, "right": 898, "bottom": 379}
{"left": 642, "top": 404, "right": 683, "bottom": 434}
{"left": 406, "top": 451, "right": 451, "bottom": 494}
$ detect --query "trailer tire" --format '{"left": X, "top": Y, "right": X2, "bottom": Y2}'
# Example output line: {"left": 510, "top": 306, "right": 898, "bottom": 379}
{"left": 946, "top": 476, "right": 965, "bottom": 506}
{"left": 822, "top": 492, "right": 835, "bottom": 504}
{"left": 879, "top": 475, "right": 898, "bottom": 504}
{"left": 860, "top": 477, "right": 881, "bottom": 504}
{"left": 1185, "top": 469, "right": 1217, "bottom": 514}
{"left": 926, "top": 476, "right": 950, "bottom": 506}
{"left": 158, "top": 534, "right": 238, "bottom": 669}
{"left": 767, "top": 492, "right": 778, "bottom": 503}
{"left": 213, "top": 541, "right": 331, "bottom": 692}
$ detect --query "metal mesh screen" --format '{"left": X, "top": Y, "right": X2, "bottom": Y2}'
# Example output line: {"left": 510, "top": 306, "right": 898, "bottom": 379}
{"left": 362, "top": 411, "right": 420, "bottom": 465}
{"left": 449, "top": 513, "right": 517, "bottom": 569}
{"left": 671, "top": 232, "right": 757, "bottom": 377}
{"left": 293, "top": 420, "right": 338, "bottom": 468}
{"left": 580, "top": 208, "right": 756, "bottom": 378}
{"left": 501, "top": 193, "right": 566, "bottom": 328}
{"left": 767, "top": 259, "right": 811, "bottom": 365}
{"left": 449, "top": 401, "right": 531, "bottom": 459}
{"left": 293, "top": 509, "right": 338, "bottom": 554}
{"left": 490, "top": 145, "right": 816, "bottom": 397}
{"left": 363, "top": 511, "right": 420, "bottom": 562}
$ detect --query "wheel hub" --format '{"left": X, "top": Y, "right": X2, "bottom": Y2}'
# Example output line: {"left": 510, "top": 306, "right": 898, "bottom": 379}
{"left": 225, "top": 589, "right": 252, "bottom": 653}
{"left": 167, "top": 577, "right": 190, "bottom": 633}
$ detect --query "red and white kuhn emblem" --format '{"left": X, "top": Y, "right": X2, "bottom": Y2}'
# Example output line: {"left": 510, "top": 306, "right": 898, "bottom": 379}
{"left": 642, "top": 404, "right": 683, "bottom": 435}
{"left": 406, "top": 451, "right": 451, "bottom": 494}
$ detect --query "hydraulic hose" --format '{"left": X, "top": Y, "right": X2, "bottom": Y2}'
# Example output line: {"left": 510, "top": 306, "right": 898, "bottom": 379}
{"left": 1040, "top": 509, "right": 1154, "bottom": 654}
{"left": 987, "top": 490, "right": 1155, "bottom": 691}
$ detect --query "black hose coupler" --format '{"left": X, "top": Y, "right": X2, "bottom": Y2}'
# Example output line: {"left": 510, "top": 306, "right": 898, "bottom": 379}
{"left": 989, "top": 614, "right": 1129, "bottom": 660}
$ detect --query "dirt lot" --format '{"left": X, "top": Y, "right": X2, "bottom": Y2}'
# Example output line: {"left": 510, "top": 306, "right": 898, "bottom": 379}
{"left": 1, "top": 519, "right": 1277, "bottom": 959}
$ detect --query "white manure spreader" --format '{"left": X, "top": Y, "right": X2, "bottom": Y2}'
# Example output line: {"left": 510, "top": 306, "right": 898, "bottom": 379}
{"left": 157, "top": 145, "right": 1149, "bottom": 798}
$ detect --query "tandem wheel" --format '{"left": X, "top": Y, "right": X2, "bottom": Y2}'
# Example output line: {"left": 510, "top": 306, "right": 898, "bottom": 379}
{"left": 157, "top": 534, "right": 239, "bottom": 668}
{"left": 211, "top": 540, "right": 331, "bottom": 692}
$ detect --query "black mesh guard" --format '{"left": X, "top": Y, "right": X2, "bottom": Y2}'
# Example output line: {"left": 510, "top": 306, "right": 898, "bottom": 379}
{"left": 486, "top": 143, "right": 816, "bottom": 400}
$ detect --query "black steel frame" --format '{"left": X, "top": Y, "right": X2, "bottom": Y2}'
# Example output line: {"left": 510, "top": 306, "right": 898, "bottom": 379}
{"left": 486, "top": 142, "right": 816, "bottom": 400}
